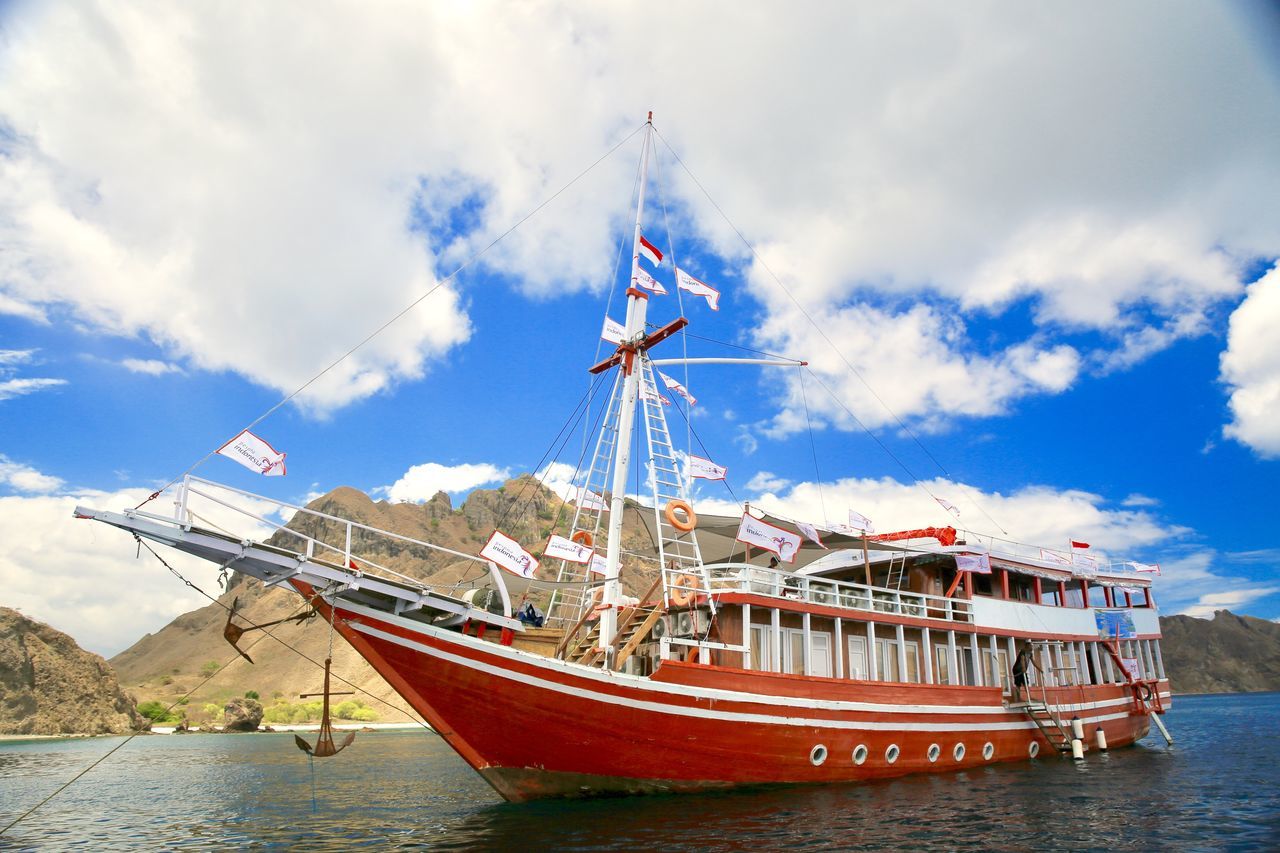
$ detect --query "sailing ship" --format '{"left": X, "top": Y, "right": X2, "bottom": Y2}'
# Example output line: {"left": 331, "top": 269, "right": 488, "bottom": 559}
{"left": 77, "top": 114, "right": 1172, "bottom": 802}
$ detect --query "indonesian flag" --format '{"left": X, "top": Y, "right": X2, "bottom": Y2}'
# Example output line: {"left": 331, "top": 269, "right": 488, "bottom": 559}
{"left": 588, "top": 553, "right": 609, "bottom": 576}
{"left": 658, "top": 371, "right": 696, "bottom": 405}
{"left": 638, "top": 234, "right": 663, "bottom": 267}
{"left": 544, "top": 534, "right": 592, "bottom": 565}
{"left": 577, "top": 488, "right": 607, "bottom": 511}
{"left": 1071, "top": 540, "right": 1090, "bottom": 549}
{"left": 217, "top": 429, "right": 287, "bottom": 476}
{"left": 796, "top": 521, "right": 827, "bottom": 549}
{"left": 935, "top": 497, "right": 960, "bottom": 517}
{"left": 633, "top": 264, "right": 668, "bottom": 295}
{"left": 1130, "top": 561, "right": 1161, "bottom": 574}
{"left": 675, "top": 267, "right": 720, "bottom": 310}
{"left": 601, "top": 315, "right": 625, "bottom": 345}
{"left": 955, "top": 553, "right": 992, "bottom": 574}
{"left": 480, "top": 530, "right": 540, "bottom": 579}
{"left": 736, "top": 512, "right": 801, "bottom": 564}
{"left": 847, "top": 509, "right": 875, "bottom": 534}
{"left": 688, "top": 454, "right": 726, "bottom": 481}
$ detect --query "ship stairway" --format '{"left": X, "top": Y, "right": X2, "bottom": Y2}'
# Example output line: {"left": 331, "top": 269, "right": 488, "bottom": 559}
{"left": 546, "top": 371, "right": 625, "bottom": 628}
{"left": 559, "top": 576, "right": 666, "bottom": 669}
{"left": 637, "top": 356, "right": 713, "bottom": 620}
{"left": 1022, "top": 700, "right": 1074, "bottom": 755}
{"left": 884, "top": 551, "right": 908, "bottom": 590}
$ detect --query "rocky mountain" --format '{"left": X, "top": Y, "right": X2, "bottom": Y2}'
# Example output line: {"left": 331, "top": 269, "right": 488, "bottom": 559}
{"left": 1158, "top": 610, "right": 1280, "bottom": 694}
{"left": 0, "top": 607, "right": 146, "bottom": 735}
{"left": 110, "top": 477, "right": 657, "bottom": 725}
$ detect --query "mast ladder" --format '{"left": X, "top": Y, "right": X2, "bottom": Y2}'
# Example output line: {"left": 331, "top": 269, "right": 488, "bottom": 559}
{"left": 884, "top": 551, "right": 908, "bottom": 590}
{"left": 546, "top": 371, "right": 624, "bottom": 626}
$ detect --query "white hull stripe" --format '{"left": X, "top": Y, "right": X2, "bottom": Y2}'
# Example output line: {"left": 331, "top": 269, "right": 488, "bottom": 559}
{"left": 351, "top": 621, "right": 1144, "bottom": 734}
{"left": 339, "top": 600, "right": 1166, "bottom": 718}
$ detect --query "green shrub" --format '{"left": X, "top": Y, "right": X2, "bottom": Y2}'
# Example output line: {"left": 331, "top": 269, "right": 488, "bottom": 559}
{"left": 176, "top": 696, "right": 189, "bottom": 706}
{"left": 199, "top": 660, "right": 220, "bottom": 677}
{"left": 244, "top": 690, "right": 259, "bottom": 700}
{"left": 136, "top": 700, "right": 181, "bottom": 725}
{"left": 159, "top": 675, "right": 173, "bottom": 686}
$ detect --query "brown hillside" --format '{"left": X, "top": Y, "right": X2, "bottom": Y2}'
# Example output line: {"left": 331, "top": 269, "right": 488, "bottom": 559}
{"left": 111, "top": 477, "right": 655, "bottom": 724}
{"left": 1159, "top": 610, "right": 1280, "bottom": 694}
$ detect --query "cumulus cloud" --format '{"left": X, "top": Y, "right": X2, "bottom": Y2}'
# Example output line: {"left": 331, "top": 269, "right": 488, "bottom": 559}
{"left": 0, "top": 454, "right": 65, "bottom": 493}
{"left": 381, "top": 461, "right": 511, "bottom": 503}
{"left": 0, "top": 2, "right": 1274, "bottom": 428}
{"left": 120, "top": 358, "right": 183, "bottom": 376}
{"left": 1221, "top": 265, "right": 1280, "bottom": 457}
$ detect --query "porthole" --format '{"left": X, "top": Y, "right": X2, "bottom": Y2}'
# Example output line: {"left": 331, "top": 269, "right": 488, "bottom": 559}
{"left": 810, "top": 744, "right": 828, "bottom": 766}
{"left": 953, "top": 743, "right": 966, "bottom": 762}
{"left": 852, "top": 744, "right": 869, "bottom": 766}
{"left": 927, "top": 743, "right": 941, "bottom": 763}
{"left": 1029, "top": 741, "right": 1040, "bottom": 758}
{"left": 982, "top": 742, "right": 995, "bottom": 761}
{"left": 885, "top": 744, "right": 900, "bottom": 764}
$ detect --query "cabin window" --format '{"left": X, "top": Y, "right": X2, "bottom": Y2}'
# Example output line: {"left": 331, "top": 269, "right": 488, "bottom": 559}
{"left": 971, "top": 573, "right": 994, "bottom": 597}
{"left": 1087, "top": 584, "right": 1109, "bottom": 608}
{"left": 749, "top": 625, "right": 773, "bottom": 672}
{"left": 781, "top": 628, "right": 832, "bottom": 677}
{"left": 981, "top": 647, "right": 1010, "bottom": 692}
{"left": 936, "top": 645, "right": 977, "bottom": 686}
{"left": 875, "top": 638, "right": 919, "bottom": 683}
{"left": 846, "top": 635, "right": 869, "bottom": 680}
{"left": 1063, "top": 584, "right": 1086, "bottom": 608}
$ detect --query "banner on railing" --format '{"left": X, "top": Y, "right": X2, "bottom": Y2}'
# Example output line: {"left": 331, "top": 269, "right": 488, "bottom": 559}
{"left": 216, "top": 429, "right": 286, "bottom": 476}
{"left": 588, "top": 553, "right": 608, "bottom": 576}
{"left": 955, "top": 553, "right": 991, "bottom": 574}
{"left": 1095, "top": 609, "right": 1136, "bottom": 639}
{"left": 481, "top": 530, "right": 540, "bottom": 579}
{"left": 736, "top": 512, "right": 800, "bottom": 564}
{"left": 543, "top": 534, "right": 592, "bottom": 564}
{"left": 1039, "top": 548, "right": 1072, "bottom": 566}
{"left": 1120, "top": 657, "right": 1141, "bottom": 680}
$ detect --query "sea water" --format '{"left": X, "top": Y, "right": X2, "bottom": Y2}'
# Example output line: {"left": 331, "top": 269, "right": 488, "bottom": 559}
{"left": 1, "top": 692, "right": 1277, "bottom": 850}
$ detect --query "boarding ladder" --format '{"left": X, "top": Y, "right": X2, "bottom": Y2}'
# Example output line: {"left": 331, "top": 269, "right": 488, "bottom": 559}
{"left": 638, "top": 356, "right": 713, "bottom": 619}
{"left": 545, "top": 371, "right": 624, "bottom": 627}
{"left": 1018, "top": 641, "right": 1079, "bottom": 755}
{"left": 558, "top": 576, "right": 666, "bottom": 669}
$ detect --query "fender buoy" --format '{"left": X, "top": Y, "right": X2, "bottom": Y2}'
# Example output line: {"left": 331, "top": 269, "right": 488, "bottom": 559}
{"left": 571, "top": 530, "right": 593, "bottom": 548}
{"left": 665, "top": 500, "right": 697, "bottom": 532}
{"left": 1136, "top": 683, "right": 1153, "bottom": 702}
{"left": 669, "top": 573, "right": 698, "bottom": 607}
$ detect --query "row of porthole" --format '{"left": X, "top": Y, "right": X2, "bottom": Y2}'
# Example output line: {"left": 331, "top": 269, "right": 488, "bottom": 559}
{"left": 810, "top": 740, "right": 1035, "bottom": 767}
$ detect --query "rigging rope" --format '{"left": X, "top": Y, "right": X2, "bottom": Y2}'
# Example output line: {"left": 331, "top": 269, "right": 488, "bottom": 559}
{"left": 651, "top": 127, "right": 1009, "bottom": 536}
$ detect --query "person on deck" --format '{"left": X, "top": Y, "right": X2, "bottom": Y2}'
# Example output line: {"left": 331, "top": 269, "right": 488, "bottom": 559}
{"left": 1011, "top": 644, "right": 1040, "bottom": 703}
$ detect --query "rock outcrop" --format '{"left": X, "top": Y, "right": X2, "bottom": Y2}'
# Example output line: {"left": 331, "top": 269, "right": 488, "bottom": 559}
{"left": 1159, "top": 610, "right": 1280, "bottom": 694}
{"left": 223, "top": 696, "right": 264, "bottom": 731}
{"left": 0, "top": 607, "right": 147, "bottom": 735}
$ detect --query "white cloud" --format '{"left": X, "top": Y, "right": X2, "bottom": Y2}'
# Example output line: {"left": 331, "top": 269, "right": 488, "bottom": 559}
{"left": 120, "top": 357, "right": 183, "bottom": 376}
{"left": 1122, "top": 494, "right": 1159, "bottom": 508}
{"left": 381, "top": 461, "right": 511, "bottom": 503}
{"left": 1221, "top": 265, "right": 1280, "bottom": 457}
{"left": 0, "top": 454, "right": 65, "bottom": 493}
{"left": 0, "top": 348, "right": 66, "bottom": 401}
{"left": 0, "top": 3, "right": 1274, "bottom": 425}
{"left": 744, "top": 471, "right": 791, "bottom": 494}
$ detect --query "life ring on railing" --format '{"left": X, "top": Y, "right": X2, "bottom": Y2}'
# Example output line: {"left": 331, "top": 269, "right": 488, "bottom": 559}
{"left": 585, "top": 585, "right": 606, "bottom": 618}
{"left": 571, "top": 530, "right": 594, "bottom": 548}
{"left": 668, "top": 573, "right": 698, "bottom": 607}
{"left": 1136, "top": 683, "right": 1153, "bottom": 703}
{"left": 665, "top": 500, "right": 697, "bottom": 533}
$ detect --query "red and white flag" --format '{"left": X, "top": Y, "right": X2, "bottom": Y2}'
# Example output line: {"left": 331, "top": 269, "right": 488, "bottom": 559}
{"left": 736, "top": 512, "right": 801, "bottom": 564}
{"left": 633, "top": 264, "right": 668, "bottom": 295}
{"left": 688, "top": 454, "right": 726, "bottom": 481}
{"left": 847, "top": 509, "right": 875, "bottom": 534}
{"left": 217, "top": 429, "right": 287, "bottom": 476}
{"left": 601, "top": 315, "right": 625, "bottom": 345}
{"left": 796, "top": 521, "right": 827, "bottom": 549}
{"left": 675, "top": 267, "right": 720, "bottom": 310}
{"left": 577, "top": 488, "right": 607, "bottom": 511}
{"left": 588, "top": 553, "right": 609, "bottom": 576}
{"left": 658, "top": 371, "right": 696, "bottom": 406}
{"left": 544, "top": 534, "right": 593, "bottom": 565}
{"left": 480, "top": 530, "right": 540, "bottom": 579}
{"left": 955, "top": 553, "right": 992, "bottom": 574}
{"left": 1070, "top": 539, "right": 1090, "bottom": 549}
{"left": 638, "top": 234, "right": 663, "bottom": 267}
{"left": 935, "top": 497, "right": 960, "bottom": 517}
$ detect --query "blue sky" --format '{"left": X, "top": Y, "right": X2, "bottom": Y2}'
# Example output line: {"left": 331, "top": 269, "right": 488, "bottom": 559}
{"left": 1, "top": 2, "right": 1278, "bottom": 655}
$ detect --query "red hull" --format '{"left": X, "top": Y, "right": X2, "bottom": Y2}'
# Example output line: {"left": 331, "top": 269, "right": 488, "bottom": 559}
{"left": 305, "top": 588, "right": 1168, "bottom": 802}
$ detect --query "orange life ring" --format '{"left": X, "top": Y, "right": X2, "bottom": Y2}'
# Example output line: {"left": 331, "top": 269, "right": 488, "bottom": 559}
{"left": 571, "top": 530, "right": 594, "bottom": 548}
{"left": 668, "top": 573, "right": 698, "bottom": 607}
{"left": 665, "top": 500, "right": 697, "bottom": 532}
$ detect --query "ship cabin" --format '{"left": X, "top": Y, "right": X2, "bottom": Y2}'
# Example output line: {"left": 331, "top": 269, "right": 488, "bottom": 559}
{"left": 553, "top": 509, "right": 1164, "bottom": 708}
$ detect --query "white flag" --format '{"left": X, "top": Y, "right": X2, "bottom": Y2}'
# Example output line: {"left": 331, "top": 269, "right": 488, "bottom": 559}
{"left": 633, "top": 264, "right": 668, "bottom": 295}
{"left": 688, "top": 454, "right": 726, "bottom": 481}
{"left": 588, "top": 552, "right": 609, "bottom": 576}
{"left": 935, "top": 497, "right": 960, "bottom": 517}
{"left": 480, "top": 530, "right": 540, "bottom": 579}
{"left": 1130, "top": 561, "right": 1161, "bottom": 574}
{"left": 1039, "top": 548, "right": 1073, "bottom": 566}
{"left": 642, "top": 385, "right": 672, "bottom": 406}
{"left": 955, "top": 553, "right": 991, "bottom": 574}
{"left": 544, "top": 534, "right": 593, "bottom": 565}
{"left": 736, "top": 512, "right": 801, "bottom": 564}
{"left": 217, "top": 429, "right": 287, "bottom": 476}
{"left": 847, "top": 509, "right": 875, "bottom": 534}
{"left": 601, "top": 316, "right": 625, "bottom": 345}
{"left": 658, "top": 371, "right": 696, "bottom": 405}
{"left": 796, "top": 521, "right": 827, "bottom": 549}
{"left": 578, "top": 488, "right": 607, "bottom": 511}
{"left": 675, "top": 267, "right": 720, "bottom": 310}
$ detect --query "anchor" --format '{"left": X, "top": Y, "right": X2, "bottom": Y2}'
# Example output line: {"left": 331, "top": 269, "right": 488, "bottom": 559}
{"left": 294, "top": 657, "right": 356, "bottom": 757}
{"left": 222, "top": 597, "right": 315, "bottom": 664}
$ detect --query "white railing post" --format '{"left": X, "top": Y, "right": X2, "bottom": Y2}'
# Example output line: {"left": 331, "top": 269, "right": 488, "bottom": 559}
{"left": 344, "top": 522, "right": 353, "bottom": 570}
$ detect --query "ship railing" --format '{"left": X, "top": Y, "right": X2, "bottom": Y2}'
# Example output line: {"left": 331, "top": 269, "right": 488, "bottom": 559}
{"left": 698, "top": 562, "right": 974, "bottom": 624}
{"left": 956, "top": 528, "right": 1149, "bottom": 579}
{"left": 158, "top": 475, "right": 510, "bottom": 610}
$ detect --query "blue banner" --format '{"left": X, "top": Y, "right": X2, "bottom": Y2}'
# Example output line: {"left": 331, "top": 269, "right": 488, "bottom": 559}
{"left": 1095, "top": 609, "right": 1136, "bottom": 639}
